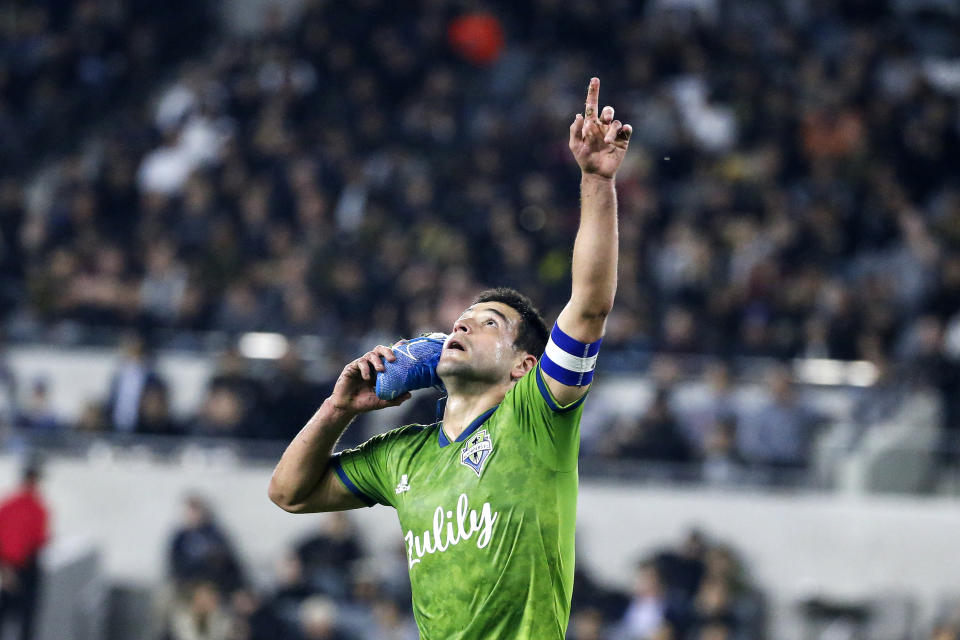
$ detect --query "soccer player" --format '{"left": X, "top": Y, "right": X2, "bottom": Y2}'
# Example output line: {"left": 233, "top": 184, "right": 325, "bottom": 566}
{"left": 269, "top": 77, "right": 632, "bottom": 639}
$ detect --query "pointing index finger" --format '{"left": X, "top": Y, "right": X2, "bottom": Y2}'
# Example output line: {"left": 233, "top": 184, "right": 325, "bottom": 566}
{"left": 585, "top": 77, "right": 599, "bottom": 119}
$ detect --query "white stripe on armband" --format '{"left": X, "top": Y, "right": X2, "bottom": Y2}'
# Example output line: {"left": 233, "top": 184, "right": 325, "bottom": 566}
{"left": 544, "top": 339, "right": 598, "bottom": 373}
{"left": 540, "top": 323, "right": 603, "bottom": 387}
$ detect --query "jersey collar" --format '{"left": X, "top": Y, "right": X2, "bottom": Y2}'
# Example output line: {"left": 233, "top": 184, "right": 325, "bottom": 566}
{"left": 438, "top": 405, "right": 499, "bottom": 448}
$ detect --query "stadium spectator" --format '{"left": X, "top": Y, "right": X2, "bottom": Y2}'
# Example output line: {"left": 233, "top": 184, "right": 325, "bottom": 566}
{"left": 74, "top": 401, "right": 110, "bottom": 433}
{"left": 567, "top": 607, "right": 608, "bottom": 640}
{"left": 185, "top": 347, "right": 265, "bottom": 439}
{"left": 0, "top": 460, "right": 49, "bottom": 640}
{"left": 701, "top": 416, "right": 746, "bottom": 486}
{"left": 601, "top": 387, "right": 692, "bottom": 464}
{"left": 692, "top": 619, "right": 735, "bottom": 640}
{"left": 736, "top": 365, "right": 824, "bottom": 468}
{"left": 15, "top": 378, "right": 60, "bottom": 431}
{"left": 168, "top": 495, "right": 244, "bottom": 594}
{"left": 689, "top": 576, "right": 737, "bottom": 637}
{"left": 849, "top": 346, "right": 905, "bottom": 431}
{"left": 335, "top": 562, "right": 386, "bottom": 637}
{"left": 0, "top": 336, "right": 16, "bottom": 430}
{"left": 261, "top": 346, "right": 332, "bottom": 442}
{"left": 269, "top": 553, "right": 313, "bottom": 628}
{"left": 0, "top": 180, "right": 24, "bottom": 319}
{"left": 106, "top": 332, "right": 165, "bottom": 433}
{"left": 134, "top": 380, "right": 185, "bottom": 436}
{"left": 362, "top": 597, "right": 418, "bottom": 640}
{"left": 296, "top": 596, "right": 351, "bottom": 640}
{"left": 901, "top": 315, "right": 960, "bottom": 436}
{"left": 189, "top": 383, "right": 254, "bottom": 439}
{"left": 613, "top": 560, "right": 687, "bottom": 640}
{"left": 207, "top": 349, "right": 263, "bottom": 402}
{"left": 139, "top": 240, "right": 189, "bottom": 326}
{"left": 228, "top": 587, "right": 287, "bottom": 640}
{"left": 677, "top": 361, "right": 738, "bottom": 455}
{"left": 375, "top": 543, "right": 416, "bottom": 606}
{"left": 655, "top": 529, "right": 707, "bottom": 602}
{"left": 293, "top": 513, "right": 363, "bottom": 599}
{"left": 700, "top": 544, "right": 765, "bottom": 638}
{"left": 164, "top": 580, "right": 232, "bottom": 640}
{"left": 571, "top": 557, "right": 631, "bottom": 624}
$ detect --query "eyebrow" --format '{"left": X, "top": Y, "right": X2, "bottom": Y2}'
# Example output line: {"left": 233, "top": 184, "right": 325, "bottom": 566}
{"left": 460, "top": 306, "right": 512, "bottom": 325}
{"left": 482, "top": 308, "right": 509, "bottom": 324}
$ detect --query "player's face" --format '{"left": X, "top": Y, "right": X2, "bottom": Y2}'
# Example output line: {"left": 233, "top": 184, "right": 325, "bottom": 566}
{"left": 437, "top": 302, "right": 525, "bottom": 384}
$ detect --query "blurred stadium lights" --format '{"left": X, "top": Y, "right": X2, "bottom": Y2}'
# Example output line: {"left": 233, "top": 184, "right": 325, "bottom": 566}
{"left": 793, "top": 359, "right": 878, "bottom": 388}
{"left": 237, "top": 332, "right": 289, "bottom": 359}
{"left": 846, "top": 361, "right": 881, "bottom": 388}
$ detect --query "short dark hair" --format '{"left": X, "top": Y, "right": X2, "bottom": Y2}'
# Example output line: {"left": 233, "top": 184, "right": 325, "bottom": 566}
{"left": 473, "top": 288, "right": 549, "bottom": 357}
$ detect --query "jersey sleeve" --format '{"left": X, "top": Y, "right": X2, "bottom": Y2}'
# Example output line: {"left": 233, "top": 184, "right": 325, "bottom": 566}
{"left": 500, "top": 363, "right": 586, "bottom": 471}
{"left": 331, "top": 428, "right": 405, "bottom": 508}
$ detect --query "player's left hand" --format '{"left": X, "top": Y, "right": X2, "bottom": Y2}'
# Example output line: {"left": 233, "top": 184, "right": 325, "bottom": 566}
{"left": 569, "top": 77, "right": 633, "bottom": 180}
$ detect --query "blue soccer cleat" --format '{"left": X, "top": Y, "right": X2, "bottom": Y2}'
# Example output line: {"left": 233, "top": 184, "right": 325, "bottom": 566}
{"left": 375, "top": 333, "right": 448, "bottom": 400}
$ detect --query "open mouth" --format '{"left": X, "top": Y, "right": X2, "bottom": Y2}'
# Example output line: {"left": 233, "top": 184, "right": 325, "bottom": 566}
{"left": 446, "top": 339, "right": 467, "bottom": 352}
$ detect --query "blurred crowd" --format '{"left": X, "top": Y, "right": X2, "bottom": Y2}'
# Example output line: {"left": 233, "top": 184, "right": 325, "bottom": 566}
{"left": 586, "top": 351, "right": 949, "bottom": 478}
{"left": 587, "top": 361, "right": 829, "bottom": 473}
{"left": 160, "top": 497, "right": 416, "bottom": 640}
{"left": 571, "top": 530, "right": 765, "bottom": 640}
{"left": 1, "top": 323, "right": 955, "bottom": 485}
{"left": 3, "top": 3, "right": 960, "bottom": 635}
{"left": 157, "top": 493, "right": 960, "bottom": 639}
{"left": 0, "top": 0, "right": 210, "bottom": 176}
{"left": 0, "top": 0, "right": 957, "bottom": 367}
{"left": 0, "top": 0, "right": 958, "bottom": 476}
{"left": 0, "top": 328, "right": 845, "bottom": 478}
{"left": 160, "top": 496, "right": 765, "bottom": 640}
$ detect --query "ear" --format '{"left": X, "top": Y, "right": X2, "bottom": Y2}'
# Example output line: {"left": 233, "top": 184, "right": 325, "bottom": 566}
{"left": 510, "top": 353, "right": 538, "bottom": 382}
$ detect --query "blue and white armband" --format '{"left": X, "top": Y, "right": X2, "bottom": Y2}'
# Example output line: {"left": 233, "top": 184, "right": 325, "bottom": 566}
{"left": 539, "top": 323, "right": 602, "bottom": 387}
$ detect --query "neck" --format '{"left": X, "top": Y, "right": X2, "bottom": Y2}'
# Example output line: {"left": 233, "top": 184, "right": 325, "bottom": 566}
{"left": 441, "top": 379, "right": 513, "bottom": 442}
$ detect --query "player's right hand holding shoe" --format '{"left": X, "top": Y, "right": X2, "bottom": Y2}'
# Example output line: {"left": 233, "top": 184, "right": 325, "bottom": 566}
{"left": 330, "top": 346, "right": 412, "bottom": 415}
{"left": 376, "top": 333, "right": 447, "bottom": 401}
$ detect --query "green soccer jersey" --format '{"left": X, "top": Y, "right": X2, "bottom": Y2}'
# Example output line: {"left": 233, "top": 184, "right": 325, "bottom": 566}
{"left": 332, "top": 363, "right": 585, "bottom": 639}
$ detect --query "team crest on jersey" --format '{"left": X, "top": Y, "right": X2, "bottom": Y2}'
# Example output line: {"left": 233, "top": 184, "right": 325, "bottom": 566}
{"left": 460, "top": 429, "right": 493, "bottom": 477}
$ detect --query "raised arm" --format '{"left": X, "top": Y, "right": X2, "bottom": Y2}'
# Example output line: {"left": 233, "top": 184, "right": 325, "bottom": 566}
{"left": 268, "top": 346, "right": 409, "bottom": 513}
{"left": 544, "top": 77, "right": 632, "bottom": 406}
